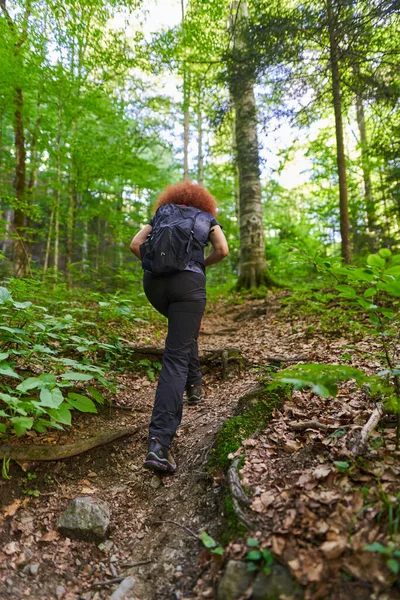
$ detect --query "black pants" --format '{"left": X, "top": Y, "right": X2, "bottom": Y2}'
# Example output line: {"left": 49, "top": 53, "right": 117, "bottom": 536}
{"left": 143, "top": 270, "right": 206, "bottom": 447}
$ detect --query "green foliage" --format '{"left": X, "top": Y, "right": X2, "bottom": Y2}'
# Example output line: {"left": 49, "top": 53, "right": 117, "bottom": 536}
{"left": 209, "top": 390, "right": 283, "bottom": 471}
{"left": 200, "top": 530, "right": 224, "bottom": 556}
{"left": 364, "top": 543, "right": 400, "bottom": 576}
{"left": 269, "top": 249, "right": 400, "bottom": 441}
{"left": 0, "top": 282, "right": 155, "bottom": 438}
{"left": 245, "top": 538, "right": 274, "bottom": 575}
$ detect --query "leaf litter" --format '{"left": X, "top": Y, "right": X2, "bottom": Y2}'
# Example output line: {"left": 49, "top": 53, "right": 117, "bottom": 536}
{"left": 0, "top": 293, "right": 399, "bottom": 599}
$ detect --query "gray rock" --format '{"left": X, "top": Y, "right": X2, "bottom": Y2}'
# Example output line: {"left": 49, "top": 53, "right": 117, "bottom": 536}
{"left": 55, "top": 585, "right": 66, "bottom": 598}
{"left": 217, "top": 560, "right": 253, "bottom": 600}
{"left": 29, "top": 563, "right": 40, "bottom": 576}
{"left": 57, "top": 497, "right": 110, "bottom": 542}
{"left": 252, "top": 565, "right": 304, "bottom": 600}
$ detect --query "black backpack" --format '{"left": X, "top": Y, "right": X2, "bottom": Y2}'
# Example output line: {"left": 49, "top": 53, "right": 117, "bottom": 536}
{"left": 140, "top": 204, "right": 205, "bottom": 274}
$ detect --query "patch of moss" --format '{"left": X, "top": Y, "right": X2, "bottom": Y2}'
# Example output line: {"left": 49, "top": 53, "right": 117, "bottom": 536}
{"left": 220, "top": 494, "right": 247, "bottom": 544}
{"left": 209, "top": 388, "right": 284, "bottom": 472}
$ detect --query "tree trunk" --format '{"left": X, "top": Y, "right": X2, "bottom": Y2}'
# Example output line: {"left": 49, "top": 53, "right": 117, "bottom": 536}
{"left": 327, "top": 0, "right": 352, "bottom": 264}
{"left": 229, "top": 2, "right": 275, "bottom": 289}
{"left": 66, "top": 183, "right": 76, "bottom": 289}
{"left": 43, "top": 206, "right": 54, "bottom": 276}
{"left": 197, "top": 87, "right": 204, "bottom": 185}
{"left": 181, "top": 0, "right": 190, "bottom": 180}
{"left": 13, "top": 87, "right": 29, "bottom": 278}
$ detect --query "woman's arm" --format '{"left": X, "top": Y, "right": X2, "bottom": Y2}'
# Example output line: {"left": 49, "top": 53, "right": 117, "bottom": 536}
{"left": 205, "top": 225, "right": 229, "bottom": 267}
{"left": 130, "top": 224, "right": 152, "bottom": 259}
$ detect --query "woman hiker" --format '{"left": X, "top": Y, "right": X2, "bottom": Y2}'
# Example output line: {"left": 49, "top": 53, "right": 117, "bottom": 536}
{"left": 130, "top": 181, "right": 229, "bottom": 473}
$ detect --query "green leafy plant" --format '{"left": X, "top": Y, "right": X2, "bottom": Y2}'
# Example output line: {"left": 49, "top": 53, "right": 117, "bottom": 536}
{"left": 200, "top": 530, "right": 224, "bottom": 556}
{"left": 269, "top": 249, "right": 400, "bottom": 445}
{"left": 245, "top": 537, "right": 274, "bottom": 574}
{"left": 364, "top": 542, "right": 400, "bottom": 575}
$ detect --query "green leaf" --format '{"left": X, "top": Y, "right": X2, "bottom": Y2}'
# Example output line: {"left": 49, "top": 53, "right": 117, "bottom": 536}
{"left": 38, "top": 387, "right": 64, "bottom": 409}
{"left": 0, "top": 423, "right": 7, "bottom": 433}
{"left": 211, "top": 546, "right": 224, "bottom": 555}
{"left": 0, "top": 287, "right": 12, "bottom": 303}
{"left": 333, "top": 461, "right": 350, "bottom": 473}
{"left": 349, "top": 269, "right": 375, "bottom": 283}
{"left": 247, "top": 550, "right": 262, "bottom": 561}
{"left": 386, "top": 559, "right": 399, "bottom": 575}
{"left": 17, "top": 377, "right": 42, "bottom": 392}
{"left": 247, "top": 538, "right": 260, "bottom": 547}
{"left": 336, "top": 285, "right": 357, "bottom": 299}
{"left": 201, "top": 530, "right": 217, "bottom": 549}
{"left": 364, "top": 542, "right": 389, "bottom": 555}
{"left": 66, "top": 393, "right": 97, "bottom": 413}
{"left": 385, "top": 266, "right": 400, "bottom": 276}
{"left": 363, "top": 288, "right": 376, "bottom": 298}
{"left": 0, "top": 352, "right": 9, "bottom": 361}
{"left": 382, "top": 280, "right": 400, "bottom": 297}
{"left": 367, "top": 254, "right": 385, "bottom": 268}
{"left": 261, "top": 549, "right": 274, "bottom": 565}
{"left": 61, "top": 372, "right": 94, "bottom": 381}
{"left": 0, "top": 363, "right": 21, "bottom": 379}
{"left": 10, "top": 416, "right": 34, "bottom": 437}
{"left": 47, "top": 404, "right": 72, "bottom": 426}
{"left": 378, "top": 248, "right": 392, "bottom": 259}
{"left": 87, "top": 386, "right": 104, "bottom": 405}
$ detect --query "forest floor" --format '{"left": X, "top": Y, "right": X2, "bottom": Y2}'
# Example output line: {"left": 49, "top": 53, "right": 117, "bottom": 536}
{"left": 0, "top": 292, "right": 399, "bottom": 600}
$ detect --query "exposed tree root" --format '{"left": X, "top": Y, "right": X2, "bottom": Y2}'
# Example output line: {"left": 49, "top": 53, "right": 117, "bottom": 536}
{"left": 228, "top": 459, "right": 254, "bottom": 529}
{"left": 290, "top": 420, "right": 352, "bottom": 432}
{"left": 0, "top": 427, "right": 137, "bottom": 461}
{"left": 350, "top": 403, "right": 384, "bottom": 455}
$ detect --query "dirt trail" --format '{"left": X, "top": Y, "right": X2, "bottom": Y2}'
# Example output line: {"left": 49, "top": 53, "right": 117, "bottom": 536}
{"left": 0, "top": 297, "right": 281, "bottom": 600}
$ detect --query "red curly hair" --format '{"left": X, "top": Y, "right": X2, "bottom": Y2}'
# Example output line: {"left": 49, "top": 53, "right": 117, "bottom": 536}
{"left": 153, "top": 181, "right": 217, "bottom": 216}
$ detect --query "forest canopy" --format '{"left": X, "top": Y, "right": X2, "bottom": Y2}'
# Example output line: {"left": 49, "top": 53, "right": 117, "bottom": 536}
{"left": 0, "top": 0, "right": 399, "bottom": 287}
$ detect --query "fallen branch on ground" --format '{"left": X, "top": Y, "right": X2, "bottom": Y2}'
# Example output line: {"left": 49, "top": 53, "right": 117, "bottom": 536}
{"left": 0, "top": 428, "right": 137, "bottom": 461}
{"left": 290, "top": 420, "right": 351, "bottom": 432}
{"left": 151, "top": 519, "right": 200, "bottom": 540}
{"left": 92, "top": 577, "right": 125, "bottom": 588}
{"left": 350, "top": 403, "right": 384, "bottom": 455}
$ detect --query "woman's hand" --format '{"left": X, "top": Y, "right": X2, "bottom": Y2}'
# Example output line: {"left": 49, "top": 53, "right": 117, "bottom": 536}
{"left": 129, "top": 224, "right": 152, "bottom": 259}
{"left": 205, "top": 225, "right": 229, "bottom": 267}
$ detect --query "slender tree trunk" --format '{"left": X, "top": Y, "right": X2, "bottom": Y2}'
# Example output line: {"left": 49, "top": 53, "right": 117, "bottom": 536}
{"left": 354, "top": 84, "right": 375, "bottom": 239}
{"left": 43, "top": 207, "right": 54, "bottom": 276}
{"left": 53, "top": 200, "right": 59, "bottom": 285}
{"left": 13, "top": 87, "right": 29, "bottom": 278}
{"left": 52, "top": 90, "right": 62, "bottom": 283}
{"left": 82, "top": 220, "right": 88, "bottom": 271}
{"left": 327, "top": 0, "right": 352, "bottom": 264}
{"left": 181, "top": 0, "right": 190, "bottom": 180}
{"left": 66, "top": 183, "right": 76, "bottom": 289}
{"left": 230, "top": 1, "right": 275, "bottom": 289}
{"left": 197, "top": 87, "right": 204, "bottom": 185}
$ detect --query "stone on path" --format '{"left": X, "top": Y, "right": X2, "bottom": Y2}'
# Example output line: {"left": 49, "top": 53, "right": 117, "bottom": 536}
{"left": 217, "top": 560, "right": 253, "bottom": 600}
{"left": 57, "top": 497, "right": 110, "bottom": 542}
{"left": 108, "top": 576, "right": 136, "bottom": 600}
{"left": 252, "top": 565, "right": 304, "bottom": 600}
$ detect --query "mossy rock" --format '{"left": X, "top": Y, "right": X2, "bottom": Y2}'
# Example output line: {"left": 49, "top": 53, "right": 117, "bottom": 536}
{"left": 252, "top": 565, "right": 304, "bottom": 600}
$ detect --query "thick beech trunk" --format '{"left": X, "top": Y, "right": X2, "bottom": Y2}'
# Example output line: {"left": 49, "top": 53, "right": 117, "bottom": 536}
{"left": 230, "top": 2, "right": 274, "bottom": 289}
{"left": 327, "top": 0, "right": 352, "bottom": 264}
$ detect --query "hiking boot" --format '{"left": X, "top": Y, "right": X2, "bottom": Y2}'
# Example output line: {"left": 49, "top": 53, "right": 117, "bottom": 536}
{"left": 186, "top": 385, "right": 204, "bottom": 405}
{"left": 144, "top": 437, "right": 176, "bottom": 473}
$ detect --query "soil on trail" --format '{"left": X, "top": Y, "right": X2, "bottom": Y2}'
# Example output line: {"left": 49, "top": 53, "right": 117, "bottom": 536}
{"left": 1, "top": 294, "right": 398, "bottom": 600}
{"left": 0, "top": 297, "right": 263, "bottom": 600}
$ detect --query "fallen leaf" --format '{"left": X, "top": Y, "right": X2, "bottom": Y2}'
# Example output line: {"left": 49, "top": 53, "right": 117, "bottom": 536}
{"left": 40, "top": 530, "right": 59, "bottom": 543}
{"left": 312, "top": 466, "right": 332, "bottom": 480}
{"left": 4, "top": 542, "right": 20, "bottom": 555}
{"left": 320, "top": 538, "right": 347, "bottom": 559}
{"left": 2, "top": 499, "right": 22, "bottom": 518}
{"left": 260, "top": 491, "right": 275, "bottom": 507}
{"left": 283, "top": 439, "right": 302, "bottom": 453}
